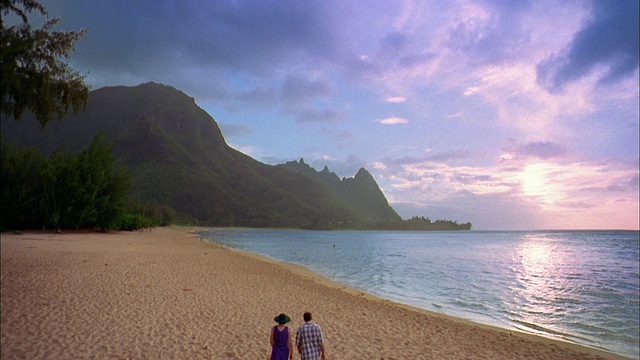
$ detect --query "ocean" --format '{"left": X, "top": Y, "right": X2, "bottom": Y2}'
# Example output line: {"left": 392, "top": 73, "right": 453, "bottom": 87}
{"left": 200, "top": 229, "right": 639, "bottom": 359}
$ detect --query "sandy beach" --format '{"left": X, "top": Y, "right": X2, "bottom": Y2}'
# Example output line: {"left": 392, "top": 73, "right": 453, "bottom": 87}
{"left": 1, "top": 226, "right": 630, "bottom": 359}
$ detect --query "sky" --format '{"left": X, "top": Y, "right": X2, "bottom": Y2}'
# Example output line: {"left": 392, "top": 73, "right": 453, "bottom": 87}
{"left": 35, "top": 0, "right": 639, "bottom": 230}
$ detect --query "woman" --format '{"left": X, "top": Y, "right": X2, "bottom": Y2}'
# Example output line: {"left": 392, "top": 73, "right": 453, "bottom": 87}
{"left": 270, "top": 313, "right": 293, "bottom": 360}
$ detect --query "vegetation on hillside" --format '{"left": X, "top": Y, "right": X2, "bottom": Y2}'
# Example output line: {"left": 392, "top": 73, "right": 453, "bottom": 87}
{"left": 277, "top": 158, "right": 402, "bottom": 223}
{"left": 1, "top": 83, "right": 372, "bottom": 229}
{"left": 0, "top": 134, "right": 181, "bottom": 231}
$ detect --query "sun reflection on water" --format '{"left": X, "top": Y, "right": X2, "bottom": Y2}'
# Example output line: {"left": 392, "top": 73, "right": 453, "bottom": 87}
{"left": 521, "top": 242, "right": 552, "bottom": 271}
{"left": 511, "top": 235, "right": 572, "bottom": 338}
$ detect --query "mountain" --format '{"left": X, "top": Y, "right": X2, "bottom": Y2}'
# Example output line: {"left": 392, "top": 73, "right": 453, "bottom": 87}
{"left": 1, "top": 82, "right": 398, "bottom": 229}
{"left": 278, "top": 159, "right": 401, "bottom": 223}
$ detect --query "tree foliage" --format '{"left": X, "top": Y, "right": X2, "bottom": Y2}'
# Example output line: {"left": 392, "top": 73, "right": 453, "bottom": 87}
{"left": 0, "top": 134, "right": 133, "bottom": 230}
{"left": 370, "top": 216, "right": 472, "bottom": 231}
{"left": 1, "top": 0, "right": 89, "bottom": 127}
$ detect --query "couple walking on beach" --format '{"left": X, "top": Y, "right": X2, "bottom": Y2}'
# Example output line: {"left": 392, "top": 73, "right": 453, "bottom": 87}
{"left": 270, "top": 311, "right": 325, "bottom": 360}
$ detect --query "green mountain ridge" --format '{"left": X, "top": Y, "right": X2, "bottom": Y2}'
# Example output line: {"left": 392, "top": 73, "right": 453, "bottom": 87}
{"left": 278, "top": 159, "right": 402, "bottom": 223}
{"left": 1, "top": 82, "right": 403, "bottom": 229}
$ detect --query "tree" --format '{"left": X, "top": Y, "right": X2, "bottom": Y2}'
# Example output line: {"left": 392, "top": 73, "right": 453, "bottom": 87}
{"left": 0, "top": 141, "right": 46, "bottom": 229}
{"left": 81, "top": 134, "right": 131, "bottom": 230}
{"left": 1, "top": 0, "right": 89, "bottom": 127}
{"left": 0, "top": 134, "right": 132, "bottom": 231}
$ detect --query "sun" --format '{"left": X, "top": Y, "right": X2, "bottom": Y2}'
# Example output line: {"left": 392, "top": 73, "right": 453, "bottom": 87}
{"left": 519, "top": 163, "right": 564, "bottom": 206}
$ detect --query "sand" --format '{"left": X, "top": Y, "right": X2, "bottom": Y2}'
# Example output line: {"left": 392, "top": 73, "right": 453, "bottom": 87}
{"left": 1, "top": 226, "right": 630, "bottom": 360}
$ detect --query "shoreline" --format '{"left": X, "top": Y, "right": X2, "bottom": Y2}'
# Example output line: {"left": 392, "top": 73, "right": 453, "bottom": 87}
{"left": 199, "top": 230, "right": 633, "bottom": 360}
{"left": 1, "top": 226, "right": 631, "bottom": 359}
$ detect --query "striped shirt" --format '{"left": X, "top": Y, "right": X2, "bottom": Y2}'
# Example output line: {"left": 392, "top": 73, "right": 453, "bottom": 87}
{"left": 295, "top": 321, "right": 324, "bottom": 360}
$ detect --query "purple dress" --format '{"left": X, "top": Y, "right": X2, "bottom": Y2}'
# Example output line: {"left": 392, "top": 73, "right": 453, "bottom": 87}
{"left": 271, "top": 326, "right": 290, "bottom": 360}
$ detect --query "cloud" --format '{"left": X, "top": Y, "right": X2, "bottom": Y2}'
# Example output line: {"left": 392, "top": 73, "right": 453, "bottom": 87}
{"left": 376, "top": 32, "right": 435, "bottom": 70}
{"left": 53, "top": 0, "right": 353, "bottom": 123}
{"left": 232, "top": 86, "right": 279, "bottom": 107}
{"left": 219, "top": 122, "right": 252, "bottom": 137}
{"left": 536, "top": 0, "right": 639, "bottom": 92}
{"left": 582, "top": 173, "right": 640, "bottom": 193}
{"left": 386, "top": 96, "right": 407, "bottom": 103}
{"left": 290, "top": 107, "right": 344, "bottom": 123}
{"left": 498, "top": 141, "right": 569, "bottom": 165}
{"left": 342, "top": 1, "right": 599, "bottom": 139}
{"left": 346, "top": 28, "right": 436, "bottom": 85}
{"left": 515, "top": 141, "right": 567, "bottom": 160}
{"left": 446, "top": 1, "right": 535, "bottom": 66}
{"left": 377, "top": 117, "right": 409, "bottom": 125}
{"left": 324, "top": 127, "right": 358, "bottom": 147}
{"left": 372, "top": 152, "right": 638, "bottom": 229}
{"left": 389, "top": 191, "right": 546, "bottom": 230}
{"left": 64, "top": 1, "right": 343, "bottom": 76}
{"left": 281, "top": 76, "right": 334, "bottom": 103}
{"left": 559, "top": 201, "right": 594, "bottom": 209}
{"left": 277, "top": 75, "right": 345, "bottom": 123}
{"left": 381, "top": 150, "right": 472, "bottom": 168}
{"left": 457, "top": 62, "right": 598, "bottom": 138}
{"left": 427, "top": 150, "right": 472, "bottom": 163}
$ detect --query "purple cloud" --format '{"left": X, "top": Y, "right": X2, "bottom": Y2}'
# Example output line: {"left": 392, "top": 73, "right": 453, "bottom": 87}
{"left": 453, "top": 174, "right": 495, "bottom": 185}
{"left": 382, "top": 150, "right": 473, "bottom": 168}
{"left": 446, "top": 1, "right": 534, "bottom": 65}
{"left": 582, "top": 174, "right": 640, "bottom": 193}
{"left": 389, "top": 188, "right": 546, "bottom": 229}
{"left": 280, "top": 76, "right": 334, "bottom": 103}
{"left": 289, "top": 107, "right": 344, "bottom": 123}
{"left": 536, "top": 0, "right": 639, "bottom": 92}
{"left": 515, "top": 141, "right": 567, "bottom": 160}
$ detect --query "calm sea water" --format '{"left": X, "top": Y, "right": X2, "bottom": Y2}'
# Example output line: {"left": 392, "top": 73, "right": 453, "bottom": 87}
{"left": 201, "top": 229, "right": 640, "bottom": 359}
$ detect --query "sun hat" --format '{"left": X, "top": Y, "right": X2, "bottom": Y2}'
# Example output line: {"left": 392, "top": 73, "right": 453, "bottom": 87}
{"left": 274, "top": 313, "right": 291, "bottom": 324}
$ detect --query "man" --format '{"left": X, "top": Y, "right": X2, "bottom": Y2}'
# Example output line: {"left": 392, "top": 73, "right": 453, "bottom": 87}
{"left": 295, "top": 312, "right": 325, "bottom": 360}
